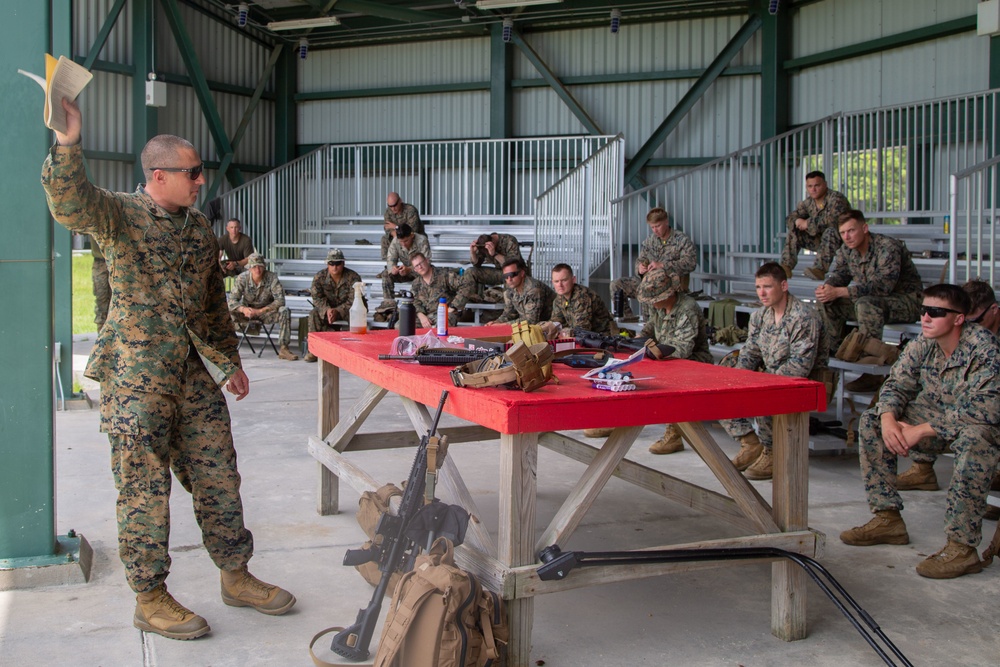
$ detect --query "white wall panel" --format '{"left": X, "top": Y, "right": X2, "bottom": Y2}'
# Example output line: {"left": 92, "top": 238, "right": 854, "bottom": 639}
{"left": 300, "top": 37, "right": 490, "bottom": 93}
{"left": 299, "top": 92, "right": 490, "bottom": 145}
{"left": 791, "top": 0, "right": 987, "bottom": 123}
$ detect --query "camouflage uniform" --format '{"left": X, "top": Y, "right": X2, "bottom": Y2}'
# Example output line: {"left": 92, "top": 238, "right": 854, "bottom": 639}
{"left": 610, "top": 229, "right": 697, "bottom": 318}
{"left": 228, "top": 268, "right": 293, "bottom": 347}
{"left": 412, "top": 265, "right": 461, "bottom": 326}
{"left": 639, "top": 291, "right": 712, "bottom": 444}
{"left": 42, "top": 143, "right": 252, "bottom": 593}
{"left": 90, "top": 237, "right": 110, "bottom": 330}
{"left": 551, "top": 283, "right": 615, "bottom": 335}
{"left": 818, "top": 233, "right": 923, "bottom": 349}
{"left": 859, "top": 326, "right": 1000, "bottom": 547}
{"left": 496, "top": 275, "right": 555, "bottom": 324}
{"left": 218, "top": 232, "right": 255, "bottom": 277}
{"left": 639, "top": 293, "right": 712, "bottom": 364}
{"left": 721, "top": 295, "right": 828, "bottom": 448}
{"left": 382, "top": 233, "right": 432, "bottom": 301}
{"left": 452, "top": 234, "right": 524, "bottom": 311}
{"left": 780, "top": 189, "right": 851, "bottom": 272}
{"left": 309, "top": 266, "right": 364, "bottom": 333}
{"left": 381, "top": 203, "right": 423, "bottom": 260}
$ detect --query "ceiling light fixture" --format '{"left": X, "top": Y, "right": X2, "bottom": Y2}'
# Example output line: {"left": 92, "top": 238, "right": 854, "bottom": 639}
{"left": 299, "top": 37, "right": 309, "bottom": 59}
{"left": 237, "top": 3, "right": 249, "bottom": 27}
{"left": 610, "top": 9, "right": 621, "bottom": 34}
{"left": 267, "top": 16, "right": 341, "bottom": 31}
{"left": 476, "top": 0, "right": 563, "bottom": 10}
{"left": 502, "top": 17, "right": 513, "bottom": 42}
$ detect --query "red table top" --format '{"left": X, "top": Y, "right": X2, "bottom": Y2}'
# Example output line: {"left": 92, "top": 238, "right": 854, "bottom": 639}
{"left": 310, "top": 327, "right": 827, "bottom": 435}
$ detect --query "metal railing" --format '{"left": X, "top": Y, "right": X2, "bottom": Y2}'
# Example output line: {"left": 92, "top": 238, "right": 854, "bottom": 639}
{"left": 213, "top": 135, "right": 619, "bottom": 262}
{"left": 611, "top": 88, "right": 1000, "bottom": 292}
{"left": 534, "top": 135, "right": 624, "bottom": 289}
{"left": 949, "top": 155, "right": 1000, "bottom": 285}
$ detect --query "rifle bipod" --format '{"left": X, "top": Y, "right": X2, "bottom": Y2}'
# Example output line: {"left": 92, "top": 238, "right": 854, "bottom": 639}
{"left": 536, "top": 544, "right": 912, "bottom": 667}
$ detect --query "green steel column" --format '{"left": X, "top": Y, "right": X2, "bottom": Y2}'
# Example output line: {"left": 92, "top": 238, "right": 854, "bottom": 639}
{"left": 0, "top": 1, "right": 56, "bottom": 558}
{"left": 133, "top": 0, "right": 158, "bottom": 186}
{"left": 489, "top": 22, "right": 512, "bottom": 140}
{"left": 758, "top": 3, "right": 791, "bottom": 244}
{"left": 275, "top": 45, "right": 297, "bottom": 163}
{"left": 52, "top": 0, "right": 73, "bottom": 400}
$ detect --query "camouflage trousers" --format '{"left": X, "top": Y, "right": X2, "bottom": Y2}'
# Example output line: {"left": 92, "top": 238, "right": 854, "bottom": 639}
{"left": 92, "top": 256, "right": 110, "bottom": 330}
{"left": 381, "top": 272, "right": 414, "bottom": 303}
{"left": 609, "top": 275, "right": 645, "bottom": 320}
{"left": 717, "top": 353, "right": 774, "bottom": 448}
{"left": 780, "top": 225, "right": 842, "bottom": 272}
{"left": 308, "top": 307, "right": 347, "bottom": 333}
{"left": 859, "top": 404, "right": 1000, "bottom": 547}
{"left": 101, "top": 356, "right": 254, "bottom": 593}
{"left": 818, "top": 294, "right": 921, "bottom": 351}
{"left": 451, "top": 265, "right": 504, "bottom": 311}
{"left": 232, "top": 306, "right": 292, "bottom": 347}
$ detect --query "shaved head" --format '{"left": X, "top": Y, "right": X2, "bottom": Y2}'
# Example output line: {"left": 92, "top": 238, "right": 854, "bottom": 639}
{"left": 141, "top": 135, "right": 197, "bottom": 181}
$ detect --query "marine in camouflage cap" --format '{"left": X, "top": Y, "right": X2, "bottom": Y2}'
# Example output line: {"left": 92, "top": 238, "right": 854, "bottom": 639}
{"left": 326, "top": 247, "right": 345, "bottom": 263}
{"left": 637, "top": 268, "right": 682, "bottom": 304}
{"left": 245, "top": 252, "right": 265, "bottom": 269}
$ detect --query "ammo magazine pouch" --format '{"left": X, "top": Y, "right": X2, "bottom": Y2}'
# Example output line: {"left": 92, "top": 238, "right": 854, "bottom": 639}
{"left": 450, "top": 341, "right": 554, "bottom": 392}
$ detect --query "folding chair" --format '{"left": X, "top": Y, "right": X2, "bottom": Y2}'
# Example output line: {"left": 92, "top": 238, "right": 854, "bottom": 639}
{"left": 237, "top": 318, "right": 279, "bottom": 358}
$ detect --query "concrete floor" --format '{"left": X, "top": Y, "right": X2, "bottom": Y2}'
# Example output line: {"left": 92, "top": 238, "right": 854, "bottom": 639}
{"left": 0, "top": 335, "right": 997, "bottom": 666}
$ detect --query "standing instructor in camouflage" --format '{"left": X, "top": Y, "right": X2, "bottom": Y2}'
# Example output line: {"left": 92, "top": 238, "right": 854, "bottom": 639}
{"left": 42, "top": 98, "right": 295, "bottom": 640}
{"left": 840, "top": 284, "right": 1000, "bottom": 579}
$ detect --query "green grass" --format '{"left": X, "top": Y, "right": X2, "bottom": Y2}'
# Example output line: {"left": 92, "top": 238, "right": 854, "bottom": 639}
{"left": 73, "top": 252, "right": 97, "bottom": 335}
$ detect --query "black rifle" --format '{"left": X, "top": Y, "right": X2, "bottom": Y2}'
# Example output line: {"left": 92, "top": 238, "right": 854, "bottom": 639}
{"left": 552, "top": 349, "right": 611, "bottom": 369}
{"left": 573, "top": 327, "right": 649, "bottom": 353}
{"left": 379, "top": 347, "right": 501, "bottom": 366}
{"left": 330, "top": 391, "right": 450, "bottom": 662}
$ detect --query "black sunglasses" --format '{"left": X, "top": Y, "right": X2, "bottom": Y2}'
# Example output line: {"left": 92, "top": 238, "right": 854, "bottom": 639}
{"left": 327, "top": 260, "right": 344, "bottom": 266}
{"left": 388, "top": 200, "right": 402, "bottom": 208}
{"left": 920, "top": 305, "right": 962, "bottom": 319}
{"left": 153, "top": 163, "right": 204, "bottom": 180}
{"left": 968, "top": 303, "right": 996, "bottom": 324}
{"left": 503, "top": 271, "right": 520, "bottom": 280}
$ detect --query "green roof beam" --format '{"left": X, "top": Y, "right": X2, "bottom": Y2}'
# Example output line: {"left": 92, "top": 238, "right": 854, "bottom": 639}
{"left": 625, "top": 13, "right": 762, "bottom": 184}
{"left": 82, "top": 0, "right": 127, "bottom": 70}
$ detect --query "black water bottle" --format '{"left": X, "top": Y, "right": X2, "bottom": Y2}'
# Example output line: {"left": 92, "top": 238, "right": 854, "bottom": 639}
{"left": 613, "top": 288, "right": 625, "bottom": 318}
{"left": 398, "top": 291, "right": 416, "bottom": 337}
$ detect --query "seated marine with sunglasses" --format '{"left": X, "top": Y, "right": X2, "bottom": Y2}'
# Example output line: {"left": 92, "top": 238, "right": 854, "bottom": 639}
{"left": 814, "top": 209, "right": 924, "bottom": 392}
{"left": 898, "top": 280, "right": 1000, "bottom": 511}
{"left": 486, "top": 258, "right": 555, "bottom": 326}
{"left": 840, "top": 284, "right": 1000, "bottom": 579}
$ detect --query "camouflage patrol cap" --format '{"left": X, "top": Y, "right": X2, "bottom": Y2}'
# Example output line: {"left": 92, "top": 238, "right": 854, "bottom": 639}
{"left": 326, "top": 248, "right": 345, "bottom": 263}
{"left": 637, "top": 268, "right": 680, "bottom": 304}
{"left": 246, "top": 253, "right": 265, "bottom": 269}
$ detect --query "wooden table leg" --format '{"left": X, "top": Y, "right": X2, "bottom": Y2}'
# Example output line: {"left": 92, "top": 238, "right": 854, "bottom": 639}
{"left": 770, "top": 411, "right": 809, "bottom": 641}
{"left": 499, "top": 431, "right": 538, "bottom": 667}
{"left": 317, "top": 359, "right": 340, "bottom": 515}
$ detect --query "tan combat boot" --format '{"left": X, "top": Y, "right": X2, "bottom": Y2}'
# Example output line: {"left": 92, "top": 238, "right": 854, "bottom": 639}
{"left": 134, "top": 585, "right": 210, "bottom": 640}
{"left": 860, "top": 336, "right": 900, "bottom": 366}
{"left": 840, "top": 509, "right": 909, "bottom": 546}
{"left": 844, "top": 373, "right": 885, "bottom": 393}
{"left": 835, "top": 330, "right": 867, "bottom": 362}
{"left": 915, "top": 540, "right": 983, "bottom": 579}
{"left": 221, "top": 566, "right": 296, "bottom": 615}
{"left": 278, "top": 345, "right": 299, "bottom": 361}
{"left": 649, "top": 425, "right": 684, "bottom": 455}
{"left": 803, "top": 266, "right": 826, "bottom": 281}
{"left": 780, "top": 265, "right": 792, "bottom": 279}
{"left": 897, "top": 461, "right": 939, "bottom": 491}
{"left": 744, "top": 447, "right": 773, "bottom": 480}
{"left": 583, "top": 428, "right": 614, "bottom": 439}
{"left": 303, "top": 352, "right": 318, "bottom": 363}
{"left": 730, "top": 432, "right": 763, "bottom": 471}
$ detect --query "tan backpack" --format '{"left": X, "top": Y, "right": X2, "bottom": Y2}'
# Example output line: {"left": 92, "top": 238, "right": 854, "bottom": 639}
{"left": 353, "top": 483, "right": 405, "bottom": 590}
{"left": 373, "top": 537, "right": 507, "bottom": 667}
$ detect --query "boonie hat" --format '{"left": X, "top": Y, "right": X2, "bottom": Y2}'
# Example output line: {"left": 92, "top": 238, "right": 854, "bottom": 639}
{"left": 246, "top": 253, "right": 265, "bottom": 269}
{"left": 637, "top": 268, "right": 680, "bottom": 304}
{"left": 326, "top": 248, "right": 345, "bottom": 263}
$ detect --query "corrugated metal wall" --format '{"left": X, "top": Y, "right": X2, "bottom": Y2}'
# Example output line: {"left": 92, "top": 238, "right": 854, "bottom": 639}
{"left": 790, "top": 0, "right": 988, "bottom": 123}
{"left": 71, "top": 1, "right": 275, "bottom": 194}
{"left": 298, "top": 15, "right": 762, "bottom": 160}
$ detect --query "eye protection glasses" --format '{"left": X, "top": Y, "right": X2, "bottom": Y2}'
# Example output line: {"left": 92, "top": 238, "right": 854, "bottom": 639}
{"left": 968, "top": 303, "right": 996, "bottom": 324}
{"left": 920, "top": 305, "right": 962, "bottom": 319}
{"left": 153, "top": 163, "right": 204, "bottom": 180}
{"left": 503, "top": 271, "right": 520, "bottom": 280}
